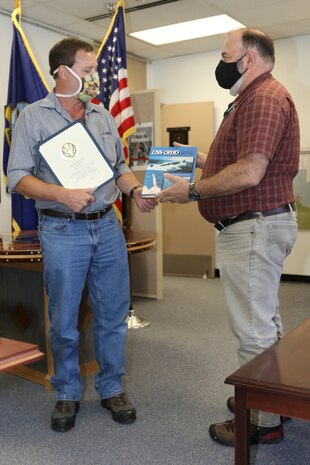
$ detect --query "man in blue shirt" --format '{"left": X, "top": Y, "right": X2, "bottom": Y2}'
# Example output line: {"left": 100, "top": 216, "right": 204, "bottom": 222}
{"left": 8, "top": 38, "right": 157, "bottom": 432}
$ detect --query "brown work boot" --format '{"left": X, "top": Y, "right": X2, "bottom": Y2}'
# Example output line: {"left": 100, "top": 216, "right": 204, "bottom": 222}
{"left": 209, "top": 418, "right": 284, "bottom": 447}
{"left": 227, "top": 396, "right": 235, "bottom": 413}
{"left": 227, "top": 396, "right": 291, "bottom": 423}
{"left": 51, "top": 400, "right": 80, "bottom": 432}
{"left": 101, "top": 393, "right": 136, "bottom": 424}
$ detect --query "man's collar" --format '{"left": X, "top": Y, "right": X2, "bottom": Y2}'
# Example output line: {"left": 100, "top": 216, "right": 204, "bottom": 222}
{"left": 235, "top": 72, "right": 272, "bottom": 103}
{"left": 39, "top": 91, "right": 102, "bottom": 116}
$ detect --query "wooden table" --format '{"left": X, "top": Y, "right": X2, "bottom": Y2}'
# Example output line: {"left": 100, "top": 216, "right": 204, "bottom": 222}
{"left": 0, "top": 229, "right": 155, "bottom": 262}
{"left": 0, "top": 337, "right": 44, "bottom": 372}
{"left": 0, "top": 228, "right": 155, "bottom": 388}
{"left": 225, "top": 318, "right": 310, "bottom": 465}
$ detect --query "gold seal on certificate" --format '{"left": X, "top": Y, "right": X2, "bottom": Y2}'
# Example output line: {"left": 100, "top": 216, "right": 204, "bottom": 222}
{"left": 60, "top": 142, "right": 78, "bottom": 159}
{"left": 35, "top": 120, "right": 116, "bottom": 190}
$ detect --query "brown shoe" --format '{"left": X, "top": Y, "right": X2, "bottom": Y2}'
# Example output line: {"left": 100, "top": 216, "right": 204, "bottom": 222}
{"left": 51, "top": 400, "right": 80, "bottom": 432}
{"left": 227, "top": 396, "right": 291, "bottom": 423}
{"left": 101, "top": 393, "right": 136, "bottom": 424}
{"left": 209, "top": 418, "right": 284, "bottom": 447}
{"left": 227, "top": 396, "right": 235, "bottom": 413}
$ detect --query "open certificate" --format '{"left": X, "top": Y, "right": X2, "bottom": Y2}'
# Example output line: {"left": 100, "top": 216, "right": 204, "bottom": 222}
{"left": 35, "top": 119, "right": 116, "bottom": 190}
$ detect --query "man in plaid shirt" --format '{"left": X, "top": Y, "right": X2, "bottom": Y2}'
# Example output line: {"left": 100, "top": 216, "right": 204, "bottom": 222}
{"left": 158, "top": 28, "right": 300, "bottom": 446}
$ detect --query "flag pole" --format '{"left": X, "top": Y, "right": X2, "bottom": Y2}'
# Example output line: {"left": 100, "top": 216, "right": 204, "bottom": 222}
{"left": 14, "top": 1, "right": 20, "bottom": 11}
{"left": 13, "top": 0, "right": 20, "bottom": 24}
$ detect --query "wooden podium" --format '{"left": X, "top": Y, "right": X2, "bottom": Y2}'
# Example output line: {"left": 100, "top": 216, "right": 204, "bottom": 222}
{"left": 0, "top": 229, "right": 155, "bottom": 388}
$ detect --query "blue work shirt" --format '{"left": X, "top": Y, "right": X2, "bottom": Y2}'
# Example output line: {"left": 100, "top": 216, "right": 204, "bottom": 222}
{"left": 7, "top": 92, "right": 131, "bottom": 212}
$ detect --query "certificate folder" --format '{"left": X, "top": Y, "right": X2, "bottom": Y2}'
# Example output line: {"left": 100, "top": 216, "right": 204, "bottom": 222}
{"left": 35, "top": 119, "right": 116, "bottom": 190}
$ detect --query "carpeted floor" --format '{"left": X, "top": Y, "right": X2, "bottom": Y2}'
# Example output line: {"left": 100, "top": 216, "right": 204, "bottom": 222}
{"left": 0, "top": 276, "right": 309, "bottom": 465}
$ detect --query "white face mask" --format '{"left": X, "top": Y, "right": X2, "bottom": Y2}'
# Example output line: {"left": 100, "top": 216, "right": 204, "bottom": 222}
{"left": 53, "top": 66, "right": 100, "bottom": 102}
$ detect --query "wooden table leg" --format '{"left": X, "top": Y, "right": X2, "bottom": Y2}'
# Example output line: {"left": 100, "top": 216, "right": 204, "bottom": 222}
{"left": 234, "top": 387, "right": 250, "bottom": 465}
{"left": 43, "top": 290, "right": 53, "bottom": 389}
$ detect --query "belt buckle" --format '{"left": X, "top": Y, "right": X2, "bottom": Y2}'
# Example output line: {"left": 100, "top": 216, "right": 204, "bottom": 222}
{"left": 86, "top": 211, "right": 101, "bottom": 221}
{"left": 216, "top": 219, "right": 229, "bottom": 231}
{"left": 217, "top": 221, "right": 226, "bottom": 230}
{"left": 288, "top": 202, "right": 295, "bottom": 212}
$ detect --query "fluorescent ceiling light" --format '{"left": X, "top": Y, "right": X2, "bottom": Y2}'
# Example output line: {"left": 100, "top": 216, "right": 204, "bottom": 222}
{"left": 129, "top": 14, "right": 246, "bottom": 46}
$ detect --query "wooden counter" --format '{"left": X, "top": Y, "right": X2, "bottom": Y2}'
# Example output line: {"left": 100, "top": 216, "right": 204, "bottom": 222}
{"left": 0, "top": 229, "right": 155, "bottom": 388}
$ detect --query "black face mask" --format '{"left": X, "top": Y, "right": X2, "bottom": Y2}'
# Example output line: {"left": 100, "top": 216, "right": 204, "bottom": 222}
{"left": 215, "top": 54, "right": 247, "bottom": 89}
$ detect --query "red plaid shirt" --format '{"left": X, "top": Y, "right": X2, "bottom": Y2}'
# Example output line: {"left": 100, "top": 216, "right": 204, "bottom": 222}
{"left": 198, "top": 73, "right": 300, "bottom": 224}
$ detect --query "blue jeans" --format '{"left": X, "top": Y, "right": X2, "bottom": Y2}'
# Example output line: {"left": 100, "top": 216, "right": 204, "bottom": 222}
{"left": 38, "top": 208, "right": 130, "bottom": 401}
{"left": 217, "top": 211, "right": 297, "bottom": 427}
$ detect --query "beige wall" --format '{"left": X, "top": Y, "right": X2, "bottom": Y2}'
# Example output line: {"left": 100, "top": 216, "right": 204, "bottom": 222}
{"left": 128, "top": 83, "right": 217, "bottom": 277}
{"left": 127, "top": 57, "right": 147, "bottom": 92}
{"left": 129, "top": 90, "right": 163, "bottom": 299}
{"left": 148, "top": 35, "right": 310, "bottom": 277}
{"left": 161, "top": 101, "right": 216, "bottom": 276}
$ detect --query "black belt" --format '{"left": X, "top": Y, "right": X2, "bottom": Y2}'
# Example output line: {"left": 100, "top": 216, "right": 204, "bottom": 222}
{"left": 40, "top": 205, "right": 112, "bottom": 221}
{"left": 214, "top": 203, "right": 296, "bottom": 231}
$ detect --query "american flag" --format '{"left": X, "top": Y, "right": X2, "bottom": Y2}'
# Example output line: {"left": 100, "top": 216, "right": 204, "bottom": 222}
{"left": 95, "top": 0, "right": 135, "bottom": 158}
{"left": 94, "top": 0, "right": 136, "bottom": 221}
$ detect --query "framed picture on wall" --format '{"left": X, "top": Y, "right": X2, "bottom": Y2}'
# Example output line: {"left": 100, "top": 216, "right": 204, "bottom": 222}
{"left": 167, "top": 126, "right": 190, "bottom": 146}
{"left": 128, "top": 122, "right": 153, "bottom": 170}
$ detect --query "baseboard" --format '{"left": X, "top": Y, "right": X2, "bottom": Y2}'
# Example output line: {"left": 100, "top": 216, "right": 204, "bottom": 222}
{"left": 132, "top": 292, "right": 158, "bottom": 299}
{"left": 281, "top": 274, "right": 310, "bottom": 283}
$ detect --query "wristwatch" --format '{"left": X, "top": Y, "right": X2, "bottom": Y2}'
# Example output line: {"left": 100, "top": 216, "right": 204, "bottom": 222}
{"left": 130, "top": 185, "right": 141, "bottom": 198}
{"left": 188, "top": 182, "right": 200, "bottom": 201}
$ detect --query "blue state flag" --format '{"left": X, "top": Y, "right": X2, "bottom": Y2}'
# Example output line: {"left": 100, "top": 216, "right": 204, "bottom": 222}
{"left": 3, "top": 3, "right": 49, "bottom": 231}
